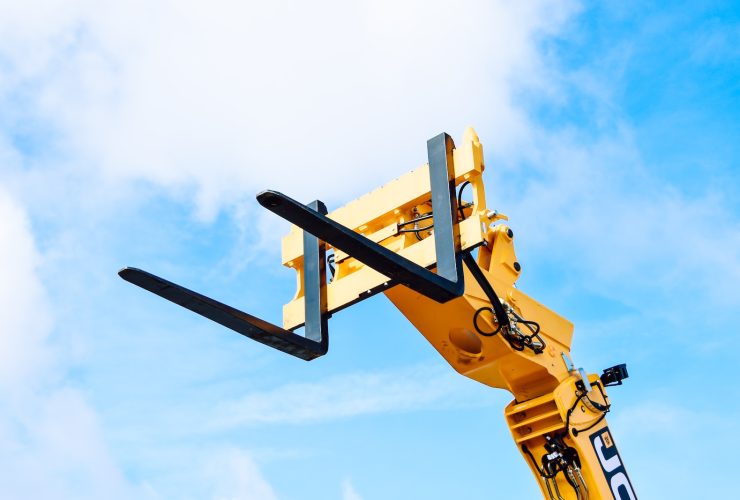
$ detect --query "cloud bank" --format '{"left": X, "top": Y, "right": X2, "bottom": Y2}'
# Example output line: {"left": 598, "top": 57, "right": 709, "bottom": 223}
{"left": 0, "top": 0, "right": 577, "bottom": 217}
{"left": 211, "top": 364, "right": 482, "bottom": 429}
{"left": 0, "top": 188, "right": 137, "bottom": 499}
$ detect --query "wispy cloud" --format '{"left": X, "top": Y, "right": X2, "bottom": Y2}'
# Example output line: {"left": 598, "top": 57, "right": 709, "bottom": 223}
{"left": 0, "top": 2, "right": 581, "bottom": 497}
{"left": 210, "top": 364, "right": 483, "bottom": 429}
{"left": 205, "top": 447, "right": 278, "bottom": 500}
{"left": 0, "top": 188, "right": 141, "bottom": 499}
{"left": 0, "top": 0, "right": 578, "bottom": 218}
{"left": 499, "top": 129, "right": 740, "bottom": 327}
{"left": 341, "top": 479, "right": 363, "bottom": 500}
{"left": 0, "top": 188, "right": 53, "bottom": 392}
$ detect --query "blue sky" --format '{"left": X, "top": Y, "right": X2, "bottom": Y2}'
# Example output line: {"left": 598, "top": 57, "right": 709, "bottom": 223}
{"left": 0, "top": 1, "right": 738, "bottom": 498}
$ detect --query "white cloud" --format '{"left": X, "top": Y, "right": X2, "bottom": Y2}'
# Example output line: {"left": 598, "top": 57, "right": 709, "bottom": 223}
{"left": 0, "top": 189, "right": 283, "bottom": 500}
{"left": 205, "top": 448, "right": 278, "bottom": 500}
{"left": 499, "top": 129, "right": 740, "bottom": 318}
{"left": 0, "top": 188, "right": 141, "bottom": 499}
{"left": 0, "top": 0, "right": 578, "bottom": 218}
{"left": 211, "top": 364, "right": 482, "bottom": 429}
{"left": 0, "top": 188, "right": 53, "bottom": 393}
{"left": 341, "top": 479, "right": 363, "bottom": 500}
{"left": 0, "top": 2, "right": 583, "bottom": 497}
{"left": 6, "top": 0, "right": 735, "bottom": 322}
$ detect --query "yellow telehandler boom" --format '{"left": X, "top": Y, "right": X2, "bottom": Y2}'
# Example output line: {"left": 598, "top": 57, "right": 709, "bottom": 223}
{"left": 120, "top": 128, "right": 636, "bottom": 499}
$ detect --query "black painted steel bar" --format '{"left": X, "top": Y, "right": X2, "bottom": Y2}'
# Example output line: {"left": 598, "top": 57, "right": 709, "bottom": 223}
{"left": 118, "top": 201, "right": 330, "bottom": 360}
{"left": 302, "top": 200, "right": 329, "bottom": 344}
{"left": 427, "top": 133, "right": 464, "bottom": 285}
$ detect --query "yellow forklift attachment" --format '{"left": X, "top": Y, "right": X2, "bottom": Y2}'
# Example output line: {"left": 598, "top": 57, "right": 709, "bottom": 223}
{"left": 119, "top": 130, "right": 489, "bottom": 360}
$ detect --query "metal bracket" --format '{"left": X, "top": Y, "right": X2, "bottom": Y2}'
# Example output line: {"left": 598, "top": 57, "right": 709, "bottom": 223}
{"left": 118, "top": 200, "right": 330, "bottom": 361}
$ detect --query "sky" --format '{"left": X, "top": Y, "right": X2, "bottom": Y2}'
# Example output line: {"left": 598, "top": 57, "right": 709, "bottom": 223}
{"left": 0, "top": 0, "right": 738, "bottom": 498}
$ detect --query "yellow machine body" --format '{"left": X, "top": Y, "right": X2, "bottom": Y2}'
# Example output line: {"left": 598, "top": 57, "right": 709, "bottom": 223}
{"left": 120, "top": 127, "right": 635, "bottom": 500}
{"left": 281, "top": 128, "right": 636, "bottom": 500}
{"left": 281, "top": 127, "right": 489, "bottom": 330}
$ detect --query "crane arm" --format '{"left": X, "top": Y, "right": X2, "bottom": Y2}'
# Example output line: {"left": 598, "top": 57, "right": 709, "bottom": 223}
{"left": 120, "top": 128, "right": 636, "bottom": 500}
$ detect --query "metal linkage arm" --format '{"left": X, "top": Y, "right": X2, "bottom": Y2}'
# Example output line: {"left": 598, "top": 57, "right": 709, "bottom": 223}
{"left": 119, "top": 201, "right": 330, "bottom": 361}
{"left": 257, "top": 133, "right": 464, "bottom": 304}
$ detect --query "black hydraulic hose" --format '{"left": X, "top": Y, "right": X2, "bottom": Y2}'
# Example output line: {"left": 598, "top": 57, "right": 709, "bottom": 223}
{"left": 462, "top": 252, "right": 511, "bottom": 331}
{"left": 397, "top": 212, "right": 434, "bottom": 227}
{"left": 472, "top": 306, "right": 502, "bottom": 336}
{"left": 562, "top": 393, "right": 584, "bottom": 438}
{"left": 573, "top": 412, "right": 607, "bottom": 437}
{"left": 457, "top": 181, "right": 471, "bottom": 220}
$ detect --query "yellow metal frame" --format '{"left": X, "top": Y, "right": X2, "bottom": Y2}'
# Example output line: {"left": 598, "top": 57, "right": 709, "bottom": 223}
{"left": 281, "top": 127, "right": 489, "bottom": 330}
{"left": 280, "top": 128, "right": 634, "bottom": 500}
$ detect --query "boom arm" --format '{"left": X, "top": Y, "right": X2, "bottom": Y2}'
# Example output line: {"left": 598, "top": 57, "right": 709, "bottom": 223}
{"left": 120, "top": 128, "right": 636, "bottom": 499}
{"left": 384, "top": 209, "right": 636, "bottom": 500}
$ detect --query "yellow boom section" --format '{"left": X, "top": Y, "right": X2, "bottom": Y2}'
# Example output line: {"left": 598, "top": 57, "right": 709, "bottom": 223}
{"left": 279, "top": 128, "right": 636, "bottom": 500}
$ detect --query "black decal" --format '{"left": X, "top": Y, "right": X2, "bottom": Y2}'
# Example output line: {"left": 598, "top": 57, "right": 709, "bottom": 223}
{"left": 589, "top": 427, "right": 637, "bottom": 500}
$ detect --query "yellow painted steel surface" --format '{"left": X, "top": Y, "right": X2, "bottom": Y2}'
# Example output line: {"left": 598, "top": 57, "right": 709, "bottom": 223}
{"left": 281, "top": 127, "right": 489, "bottom": 330}
{"left": 281, "top": 128, "right": 633, "bottom": 499}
